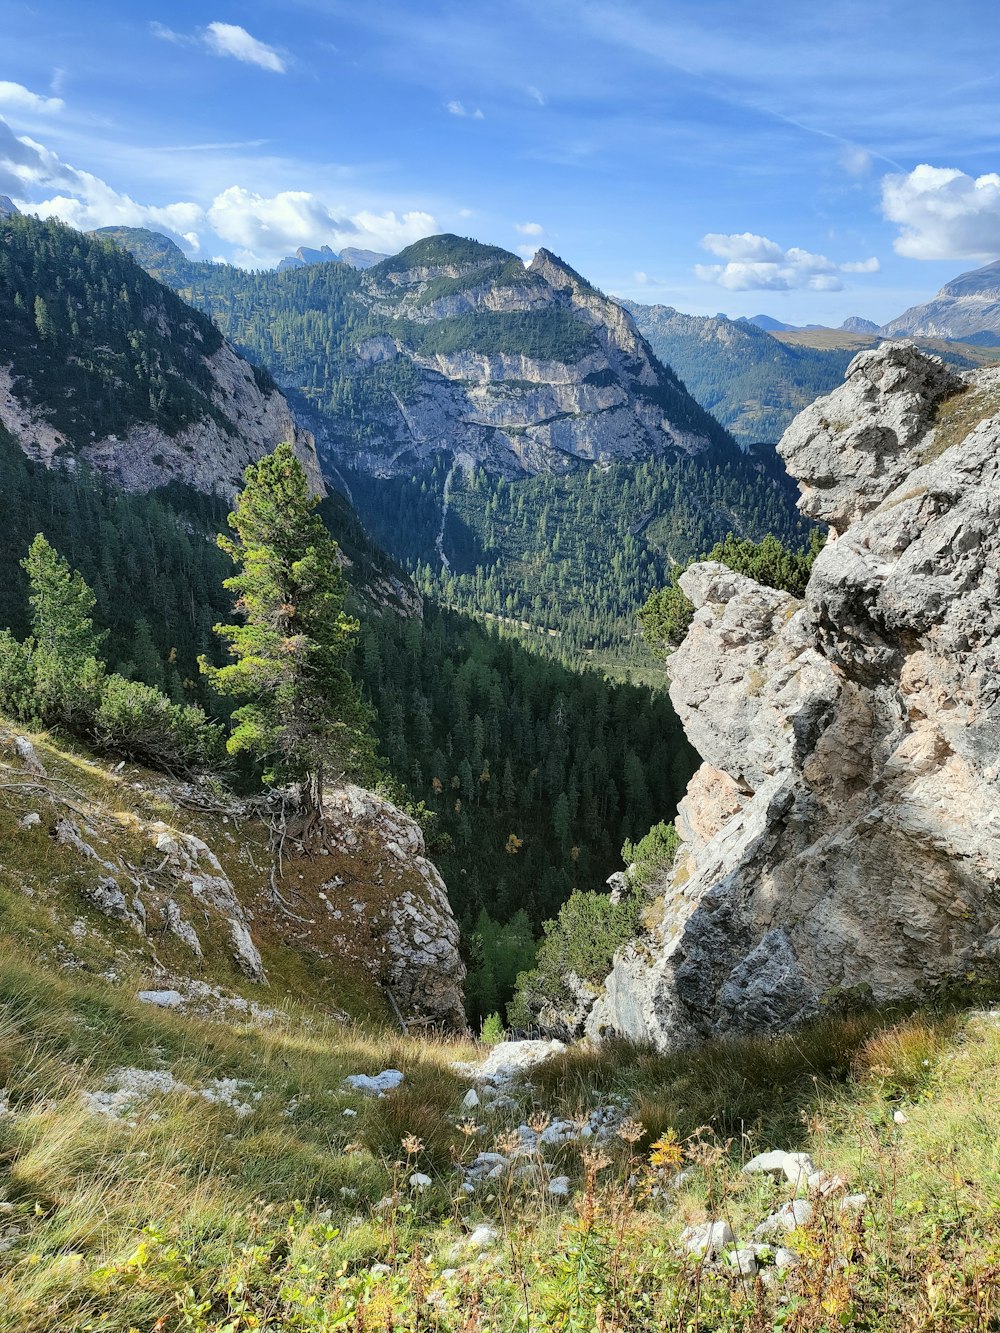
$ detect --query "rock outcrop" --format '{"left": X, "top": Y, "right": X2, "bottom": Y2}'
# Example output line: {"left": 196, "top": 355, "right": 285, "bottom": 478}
{"left": 587, "top": 342, "right": 1000, "bottom": 1048}
{"left": 0, "top": 725, "right": 466, "bottom": 1031}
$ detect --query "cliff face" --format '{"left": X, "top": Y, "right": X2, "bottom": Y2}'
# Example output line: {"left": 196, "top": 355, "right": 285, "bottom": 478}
{"left": 1, "top": 341, "right": 324, "bottom": 502}
{"left": 333, "top": 242, "right": 730, "bottom": 478}
{"left": 588, "top": 342, "right": 1000, "bottom": 1048}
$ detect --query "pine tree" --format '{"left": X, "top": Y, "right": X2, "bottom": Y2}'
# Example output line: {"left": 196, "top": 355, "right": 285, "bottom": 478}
{"left": 22, "top": 533, "right": 106, "bottom": 667}
{"left": 201, "top": 443, "right": 368, "bottom": 817}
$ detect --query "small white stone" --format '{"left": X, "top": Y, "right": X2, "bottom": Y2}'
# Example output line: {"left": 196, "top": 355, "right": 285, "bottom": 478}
{"left": 19, "top": 812, "right": 41, "bottom": 829}
{"left": 409, "top": 1172, "right": 432, "bottom": 1191}
{"left": 841, "top": 1193, "right": 868, "bottom": 1212}
{"left": 547, "top": 1176, "right": 571, "bottom": 1198}
{"left": 680, "top": 1220, "right": 735, "bottom": 1257}
{"left": 344, "top": 1070, "right": 404, "bottom": 1096}
{"left": 893, "top": 1109, "right": 908, "bottom": 1125}
{"left": 461, "top": 1088, "right": 480, "bottom": 1111}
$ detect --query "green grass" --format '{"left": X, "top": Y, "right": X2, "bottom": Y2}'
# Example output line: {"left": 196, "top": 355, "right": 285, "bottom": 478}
{"left": 3, "top": 939, "right": 1000, "bottom": 1329}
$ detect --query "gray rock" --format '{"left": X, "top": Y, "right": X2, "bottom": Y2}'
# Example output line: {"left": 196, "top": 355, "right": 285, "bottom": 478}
{"left": 680, "top": 1220, "right": 735, "bottom": 1257}
{"left": 137, "top": 989, "right": 184, "bottom": 1009}
{"left": 755, "top": 1198, "right": 815, "bottom": 1236}
{"left": 19, "top": 812, "right": 41, "bottom": 829}
{"left": 12, "top": 735, "right": 45, "bottom": 776}
{"left": 725, "top": 1246, "right": 758, "bottom": 1276}
{"left": 588, "top": 346, "right": 1000, "bottom": 1051}
{"left": 344, "top": 1069, "right": 404, "bottom": 1097}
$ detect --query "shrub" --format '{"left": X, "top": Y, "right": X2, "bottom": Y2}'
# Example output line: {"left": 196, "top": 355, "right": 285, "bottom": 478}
{"left": 480, "top": 1012, "right": 505, "bottom": 1045}
{"left": 509, "top": 890, "right": 640, "bottom": 1028}
{"left": 621, "top": 820, "right": 681, "bottom": 892}
{"left": 91, "top": 673, "right": 225, "bottom": 770}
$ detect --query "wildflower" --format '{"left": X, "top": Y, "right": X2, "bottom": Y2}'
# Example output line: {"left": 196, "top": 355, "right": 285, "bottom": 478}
{"left": 648, "top": 1130, "right": 684, "bottom": 1171}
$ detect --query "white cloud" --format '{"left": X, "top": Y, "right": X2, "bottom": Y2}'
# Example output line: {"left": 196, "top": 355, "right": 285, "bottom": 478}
{"left": 515, "top": 221, "right": 543, "bottom": 235}
{"left": 0, "top": 115, "right": 435, "bottom": 266}
{"left": 0, "top": 81, "right": 64, "bottom": 115}
{"left": 881, "top": 164, "right": 1000, "bottom": 260}
{"left": 527, "top": 85, "right": 546, "bottom": 106}
{"left": 447, "top": 100, "right": 484, "bottom": 119}
{"left": 203, "top": 22, "right": 286, "bottom": 73}
{"left": 696, "top": 231, "right": 878, "bottom": 291}
{"left": 151, "top": 19, "right": 286, "bottom": 72}
{"left": 633, "top": 271, "right": 649, "bottom": 285}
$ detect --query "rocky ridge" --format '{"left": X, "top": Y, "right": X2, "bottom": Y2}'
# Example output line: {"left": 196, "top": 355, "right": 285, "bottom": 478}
{"left": 586, "top": 341, "right": 1000, "bottom": 1048}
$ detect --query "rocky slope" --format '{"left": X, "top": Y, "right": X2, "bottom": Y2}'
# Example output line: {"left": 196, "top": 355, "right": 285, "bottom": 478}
{"left": 882, "top": 259, "right": 1000, "bottom": 340}
{"left": 585, "top": 341, "right": 1000, "bottom": 1048}
{"left": 0, "top": 214, "right": 322, "bottom": 500}
{"left": 0, "top": 720, "right": 466, "bottom": 1029}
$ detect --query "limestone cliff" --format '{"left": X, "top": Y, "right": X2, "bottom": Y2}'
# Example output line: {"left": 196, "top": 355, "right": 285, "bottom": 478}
{"left": 0, "top": 342, "right": 324, "bottom": 502}
{"left": 587, "top": 342, "right": 1000, "bottom": 1048}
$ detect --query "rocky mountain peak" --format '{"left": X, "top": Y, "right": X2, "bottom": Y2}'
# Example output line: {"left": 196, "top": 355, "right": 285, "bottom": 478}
{"left": 0, "top": 195, "right": 18, "bottom": 218}
{"left": 881, "top": 257, "right": 1000, "bottom": 339}
{"left": 585, "top": 342, "right": 1000, "bottom": 1049}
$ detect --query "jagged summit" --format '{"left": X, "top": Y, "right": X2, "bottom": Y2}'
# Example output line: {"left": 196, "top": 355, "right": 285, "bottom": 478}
{"left": 0, "top": 194, "right": 18, "bottom": 218}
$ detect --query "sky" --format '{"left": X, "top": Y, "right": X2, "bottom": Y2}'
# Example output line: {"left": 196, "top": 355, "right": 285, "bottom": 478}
{"left": 2, "top": 0, "right": 1000, "bottom": 324}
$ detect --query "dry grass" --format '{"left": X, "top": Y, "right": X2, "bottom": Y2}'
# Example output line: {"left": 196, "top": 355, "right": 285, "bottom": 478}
{"left": 1, "top": 949, "right": 999, "bottom": 1329}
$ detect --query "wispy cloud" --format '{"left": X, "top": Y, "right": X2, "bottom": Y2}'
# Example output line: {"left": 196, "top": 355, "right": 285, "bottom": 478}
{"left": 526, "top": 85, "right": 546, "bottom": 105}
{"left": 695, "top": 232, "right": 878, "bottom": 291}
{"left": 151, "top": 20, "right": 287, "bottom": 73}
{"left": 515, "top": 221, "right": 543, "bottom": 235}
{"left": 204, "top": 23, "right": 287, "bottom": 73}
{"left": 0, "top": 81, "right": 64, "bottom": 115}
{"left": 447, "top": 100, "right": 484, "bottom": 119}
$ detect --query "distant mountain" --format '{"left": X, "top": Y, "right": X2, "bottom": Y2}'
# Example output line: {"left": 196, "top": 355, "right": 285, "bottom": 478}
{"left": 0, "top": 195, "right": 18, "bottom": 218}
{"left": 106, "top": 229, "right": 736, "bottom": 478}
{"left": 840, "top": 315, "right": 879, "bottom": 333}
{"left": 620, "top": 300, "right": 854, "bottom": 446}
{"left": 4, "top": 214, "right": 320, "bottom": 499}
{"left": 277, "top": 244, "right": 390, "bottom": 272}
{"left": 745, "top": 313, "right": 796, "bottom": 332}
{"left": 339, "top": 247, "right": 390, "bottom": 270}
{"left": 104, "top": 227, "right": 810, "bottom": 658}
{"left": 277, "top": 244, "right": 342, "bottom": 271}
{"left": 881, "top": 258, "right": 1000, "bottom": 339}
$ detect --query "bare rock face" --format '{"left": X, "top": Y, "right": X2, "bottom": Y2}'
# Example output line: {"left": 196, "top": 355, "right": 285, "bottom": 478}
{"left": 1, "top": 343, "right": 323, "bottom": 501}
{"left": 588, "top": 344, "right": 1000, "bottom": 1049}
{"left": 323, "top": 785, "right": 467, "bottom": 1031}
{"left": 777, "top": 341, "right": 963, "bottom": 534}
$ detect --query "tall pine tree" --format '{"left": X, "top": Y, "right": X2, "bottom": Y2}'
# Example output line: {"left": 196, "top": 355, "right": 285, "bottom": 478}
{"left": 201, "top": 443, "right": 369, "bottom": 818}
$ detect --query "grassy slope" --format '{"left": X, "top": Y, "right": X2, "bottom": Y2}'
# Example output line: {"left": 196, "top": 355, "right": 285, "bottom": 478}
{"left": 2, "top": 940, "right": 1000, "bottom": 1328}
{"left": 0, "top": 719, "right": 443, "bottom": 1024}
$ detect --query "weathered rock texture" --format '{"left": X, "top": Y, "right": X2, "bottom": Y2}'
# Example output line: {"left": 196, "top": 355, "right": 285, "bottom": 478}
{"left": 588, "top": 342, "right": 1000, "bottom": 1048}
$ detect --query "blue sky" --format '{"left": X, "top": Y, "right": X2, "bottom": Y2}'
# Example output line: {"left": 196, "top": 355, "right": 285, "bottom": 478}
{"left": 2, "top": 0, "right": 1000, "bottom": 323}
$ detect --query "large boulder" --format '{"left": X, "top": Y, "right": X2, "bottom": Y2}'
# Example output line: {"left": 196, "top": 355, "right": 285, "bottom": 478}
{"left": 588, "top": 346, "right": 1000, "bottom": 1048}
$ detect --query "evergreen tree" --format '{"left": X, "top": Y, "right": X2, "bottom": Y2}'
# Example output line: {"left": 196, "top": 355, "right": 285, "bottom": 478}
{"left": 22, "top": 533, "right": 106, "bottom": 667}
{"left": 201, "top": 443, "right": 369, "bottom": 816}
